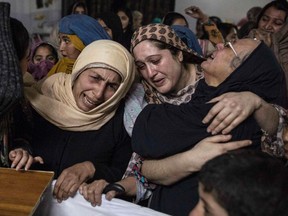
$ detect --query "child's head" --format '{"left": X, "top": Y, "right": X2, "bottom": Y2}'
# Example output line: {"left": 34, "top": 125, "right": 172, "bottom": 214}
{"left": 28, "top": 41, "right": 58, "bottom": 80}
{"left": 190, "top": 150, "right": 288, "bottom": 216}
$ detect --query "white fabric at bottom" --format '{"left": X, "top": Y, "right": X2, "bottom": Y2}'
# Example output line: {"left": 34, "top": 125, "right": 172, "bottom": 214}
{"left": 34, "top": 180, "right": 170, "bottom": 216}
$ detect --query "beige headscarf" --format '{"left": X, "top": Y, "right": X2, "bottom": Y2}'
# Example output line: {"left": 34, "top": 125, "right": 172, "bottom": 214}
{"left": 25, "top": 40, "right": 135, "bottom": 131}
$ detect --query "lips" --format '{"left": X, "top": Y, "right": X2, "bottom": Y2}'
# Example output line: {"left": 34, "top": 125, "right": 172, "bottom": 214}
{"left": 153, "top": 78, "right": 165, "bottom": 87}
{"left": 83, "top": 95, "right": 98, "bottom": 109}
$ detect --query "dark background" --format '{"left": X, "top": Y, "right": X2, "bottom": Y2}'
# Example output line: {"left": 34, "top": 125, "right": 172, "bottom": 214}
{"left": 62, "top": 0, "right": 175, "bottom": 25}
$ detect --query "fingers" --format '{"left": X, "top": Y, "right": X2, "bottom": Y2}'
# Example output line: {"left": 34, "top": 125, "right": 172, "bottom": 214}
{"left": 202, "top": 134, "right": 232, "bottom": 143}
{"left": 53, "top": 179, "right": 77, "bottom": 202}
{"left": 105, "top": 190, "right": 117, "bottom": 201}
{"left": 53, "top": 175, "right": 65, "bottom": 202}
{"left": 79, "top": 182, "right": 87, "bottom": 195}
{"left": 80, "top": 180, "right": 108, "bottom": 206}
{"left": 223, "top": 140, "right": 252, "bottom": 152}
{"left": 53, "top": 179, "right": 75, "bottom": 202}
{"left": 10, "top": 149, "right": 29, "bottom": 170}
{"left": 53, "top": 165, "right": 88, "bottom": 202}
{"left": 23, "top": 156, "right": 34, "bottom": 171}
{"left": 209, "top": 111, "right": 241, "bottom": 135}
{"left": 185, "top": 6, "right": 200, "bottom": 17}
{"left": 202, "top": 100, "right": 223, "bottom": 125}
{"left": 203, "top": 93, "right": 251, "bottom": 134}
{"left": 8, "top": 150, "right": 16, "bottom": 161}
{"left": 34, "top": 156, "right": 44, "bottom": 164}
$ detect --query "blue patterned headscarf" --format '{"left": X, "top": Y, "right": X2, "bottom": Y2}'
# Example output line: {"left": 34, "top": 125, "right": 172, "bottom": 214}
{"left": 171, "top": 25, "right": 203, "bottom": 56}
{"left": 59, "top": 14, "right": 111, "bottom": 46}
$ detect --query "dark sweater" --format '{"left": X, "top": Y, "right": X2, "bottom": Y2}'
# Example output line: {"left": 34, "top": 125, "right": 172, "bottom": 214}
{"left": 31, "top": 102, "right": 132, "bottom": 182}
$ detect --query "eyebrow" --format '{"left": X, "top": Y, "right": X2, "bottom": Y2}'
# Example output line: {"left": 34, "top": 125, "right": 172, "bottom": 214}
{"left": 97, "top": 73, "right": 121, "bottom": 86}
{"left": 262, "top": 14, "right": 285, "bottom": 21}
{"left": 135, "top": 54, "right": 161, "bottom": 63}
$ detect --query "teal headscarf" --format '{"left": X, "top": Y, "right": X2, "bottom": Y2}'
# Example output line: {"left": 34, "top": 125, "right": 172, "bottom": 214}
{"left": 59, "top": 14, "right": 111, "bottom": 46}
{"left": 171, "top": 25, "right": 203, "bottom": 56}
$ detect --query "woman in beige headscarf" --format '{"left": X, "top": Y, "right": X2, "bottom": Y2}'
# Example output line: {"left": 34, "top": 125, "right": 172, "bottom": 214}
{"left": 23, "top": 40, "right": 135, "bottom": 202}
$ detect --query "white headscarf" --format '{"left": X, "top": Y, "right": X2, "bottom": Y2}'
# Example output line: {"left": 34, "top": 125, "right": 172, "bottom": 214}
{"left": 25, "top": 40, "right": 135, "bottom": 131}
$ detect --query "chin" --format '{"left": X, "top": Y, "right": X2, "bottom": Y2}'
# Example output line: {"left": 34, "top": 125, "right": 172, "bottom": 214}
{"left": 155, "top": 86, "right": 170, "bottom": 95}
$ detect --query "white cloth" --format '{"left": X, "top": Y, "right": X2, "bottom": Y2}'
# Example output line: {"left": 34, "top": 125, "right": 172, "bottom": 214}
{"left": 34, "top": 181, "right": 170, "bottom": 216}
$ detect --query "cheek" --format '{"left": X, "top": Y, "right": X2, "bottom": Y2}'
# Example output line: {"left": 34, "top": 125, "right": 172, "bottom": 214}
{"left": 33, "top": 59, "right": 40, "bottom": 64}
{"left": 107, "top": 30, "right": 113, "bottom": 38}
{"left": 104, "top": 90, "right": 116, "bottom": 101}
{"left": 258, "top": 20, "right": 266, "bottom": 29}
{"left": 273, "top": 24, "right": 284, "bottom": 32}
{"left": 123, "top": 19, "right": 129, "bottom": 28}
{"left": 67, "top": 46, "right": 81, "bottom": 59}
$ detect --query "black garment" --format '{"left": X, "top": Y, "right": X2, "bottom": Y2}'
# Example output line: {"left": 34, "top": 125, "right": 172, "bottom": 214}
{"left": 132, "top": 42, "right": 287, "bottom": 216}
{"left": 97, "top": 12, "right": 124, "bottom": 45}
{"left": 0, "top": 3, "right": 23, "bottom": 117}
{"left": 31, "top": 102, "right": 132, "bottom": 182}
{"left": 122, "top": 29, "right": 133, "bottom": 51}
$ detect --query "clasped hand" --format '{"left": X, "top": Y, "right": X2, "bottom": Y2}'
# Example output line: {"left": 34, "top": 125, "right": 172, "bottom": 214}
{"left": 203, "top": 92, "right": 261, "bottom": 135}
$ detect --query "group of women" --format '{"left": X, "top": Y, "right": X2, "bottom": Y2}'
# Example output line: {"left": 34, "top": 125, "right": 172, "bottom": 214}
{"left": 1, "top": 1, "right": 288, "bottom": 216}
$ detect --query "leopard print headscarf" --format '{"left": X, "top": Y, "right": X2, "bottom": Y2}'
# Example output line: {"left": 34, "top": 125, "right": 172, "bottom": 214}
{"left": 131, "top": 23, "right": 205, "bottom": 64}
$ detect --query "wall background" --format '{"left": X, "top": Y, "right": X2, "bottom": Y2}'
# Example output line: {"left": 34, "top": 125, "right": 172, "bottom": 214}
{"left": 174, "top": 0, "right": 271, "bottom": 32}
{"left": 1, "top": 0, "right": 273, "bottom": 35}
{"left": 1, "top": 0, "right": 61, "bottom": 36}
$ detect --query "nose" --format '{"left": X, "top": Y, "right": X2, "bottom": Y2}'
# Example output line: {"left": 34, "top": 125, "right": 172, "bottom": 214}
{"left": 146, "top": 64, "right": 157, "bottom": 79}
{"left": 264, "top": 21, "right": 273, "bottom": 30}
{"left": 59, "top": 41, "right": 65, "bottom": 52}
{"left": 93, "top": 83, "right": 105, "bottom": 102}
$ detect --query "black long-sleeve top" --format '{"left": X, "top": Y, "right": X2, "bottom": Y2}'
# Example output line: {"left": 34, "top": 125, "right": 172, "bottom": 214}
{"left": 31, "top": 102, "right": 132, "bottom": 182}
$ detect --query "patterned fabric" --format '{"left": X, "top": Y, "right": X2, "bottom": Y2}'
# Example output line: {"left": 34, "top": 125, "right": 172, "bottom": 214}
{"left": 203, "top": 22, "right": 225, "bottom": 45}
{"left": 130, "top": 23, "right": 206, "bottom": 64}
{"left": 262, "top": 105, "right": 287, "bottom": 157}
{"left": 0, "top": 2, "right": 23, "bottom": 117}
{"left": 0, "top": 2, "right": 23, "bottom": 167}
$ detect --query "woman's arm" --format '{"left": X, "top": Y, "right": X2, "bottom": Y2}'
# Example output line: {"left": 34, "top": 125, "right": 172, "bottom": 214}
{"left": 141, "top": 135, "right": 251, "bottom": 185}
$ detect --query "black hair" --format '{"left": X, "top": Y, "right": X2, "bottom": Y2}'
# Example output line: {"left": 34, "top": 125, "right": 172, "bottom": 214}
{"left": 10, "top": 17, "right": 30, "bottom": 61}
{"left": 199, "top": 150, "right": 288, "bottom": 216}
{"left": 257, "top": 0, "right": 288, "bottom": 26}
{"left": 96, "top": 12, "right": 124, "bottom": 44}
{"left": 238, "top": 21, "right": 257, "bottom": 39}
{"left": 209, "top": 16, "right": 222, "bottom": 25}
{"left": 115, "top": 7, "right": 134, "bottom": 33}
{"left": 70, "top": 1, "right": 89, "bottom": 15}
{"left": 162, "top": 12, "right": 189, "bottom": 27}
{"left": 32, "top": 42, "right": 59, "bottom": 63}
{"left": 217, "top": 22, "right": 238, "bottom": 41}
{"left": 247, "top": 6, "right": 262, "bottom": 22}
